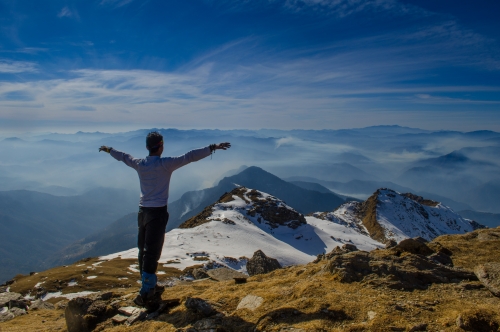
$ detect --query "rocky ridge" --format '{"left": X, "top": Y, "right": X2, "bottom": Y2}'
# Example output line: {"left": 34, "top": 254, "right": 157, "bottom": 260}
{"left": 314, "top": 188, "right": 483, "bottom": 243}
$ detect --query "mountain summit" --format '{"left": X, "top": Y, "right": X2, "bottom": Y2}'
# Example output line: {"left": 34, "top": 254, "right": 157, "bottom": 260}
{"left": 312, "top": 188, "right": 483, "bottom": 244}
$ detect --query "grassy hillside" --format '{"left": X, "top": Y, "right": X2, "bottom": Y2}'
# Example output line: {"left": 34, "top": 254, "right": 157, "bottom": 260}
{"left": 2, "top": 227, "right": 499, "bottom": 331}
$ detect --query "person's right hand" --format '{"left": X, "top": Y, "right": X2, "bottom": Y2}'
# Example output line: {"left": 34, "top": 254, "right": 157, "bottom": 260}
{"left": 99, "top": 146, "right": 112, "bottom": 153}
{"left": 215, "top": 142, "right": 231, "bottom": 150}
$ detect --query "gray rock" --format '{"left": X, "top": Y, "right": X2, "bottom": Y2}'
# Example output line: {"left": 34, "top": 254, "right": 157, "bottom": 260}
{"left": 8, "top": 299, "right": 29, "bottom": 310}
{"left": 395, "top": 238, "right": 434, "bottom": 256}
{"left": 385, "top": 239, "right": 397, "bottom": 249}
{"left": 0, "top": 292, "right": 22, "bottom": 307}
{"left": 0, "top": 311, "right": 15, "bottom": 322}
{"left": 193, "top": 317, "right": 222, "bottom": 331}
{"left": 206, "top": 268, "right": 248, "bottom": 282}
{"left": 126, "top": 310, "right": 147, "bottom": 325}
{"left": 429, "top": 251, "right": 453, "bottom": 266}
{"left": 474, "top": 263, "right": 500, "bottom": 297}
{"left": 9, "top": 307, "right": 27, "bottom": 317}
{"left": 236, "top": 295, "right": 263, "bottom": 311}
{"left": 30, "top": 299, "right": 55, "bottom": 310}
{"left": 185, "top": 297, "right": 216, "bottom": 317}
{"left": 111, "top": 314, "right": 128, "bottom": 324}
{"left": 193, "top": 268, "right": 210, "bottom": 280}
{"left": 118, "top": 306, "right": 144, "bottom": 316}
{"left": 323, "top": 250, "right": 477, "bottom": 290}
{"left": 342, "top": 244, "right": 358, "bottom": 252}
{"left": 408, "top": 323, "right": 427, "bottom": 331}
{"left": 246, "top": 250, "right": 282, "bottom": 276}
{"left": 55, "top": 300, "right": 68, "bottom": 310}
{"left": 65, "top": 293, "right": 119, "bottom": 332}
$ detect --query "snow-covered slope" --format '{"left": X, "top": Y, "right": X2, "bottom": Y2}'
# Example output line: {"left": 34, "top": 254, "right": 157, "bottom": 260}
{"left": 327, "top": 188, "right": 482, "bottom": 243}
{"left": 100, "top": 187, "right": 482, "bottom": 273}
{"left": 100, "top": 187, "right": 382, "bottom": 272}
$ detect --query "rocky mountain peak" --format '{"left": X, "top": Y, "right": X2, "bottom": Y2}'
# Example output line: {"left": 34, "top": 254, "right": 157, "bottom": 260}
{"left": 318, "top": 188, "right": 483, "bottom": 244}
{"left": 179, "top": 186, "right": 306, "bottom": 230}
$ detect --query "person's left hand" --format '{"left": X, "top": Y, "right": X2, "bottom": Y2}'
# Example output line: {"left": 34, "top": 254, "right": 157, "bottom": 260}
{"left": 99, "top": 146, "right": 112, "bottom": 153}
{"left": 215, "top": 142, "right": 231, "bottom": 150}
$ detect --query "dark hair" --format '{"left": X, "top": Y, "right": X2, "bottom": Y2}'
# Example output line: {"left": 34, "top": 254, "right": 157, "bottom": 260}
{"left": 146, "top": 131, "right": 163, "bottom": 153}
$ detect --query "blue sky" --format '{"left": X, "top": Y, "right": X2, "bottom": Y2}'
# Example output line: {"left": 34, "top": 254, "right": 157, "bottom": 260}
{"left": 0, "top": 0, "right": 499, "bottom": 133}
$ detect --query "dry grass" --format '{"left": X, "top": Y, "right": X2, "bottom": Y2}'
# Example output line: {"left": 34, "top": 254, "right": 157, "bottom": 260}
{"left": 2, "top": 228, "right": 500, "bottom": 331}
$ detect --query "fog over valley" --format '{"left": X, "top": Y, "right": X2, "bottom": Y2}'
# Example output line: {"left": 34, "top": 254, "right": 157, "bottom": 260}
{"left": 1, "top": 125, "right": 500, "bottom": 283}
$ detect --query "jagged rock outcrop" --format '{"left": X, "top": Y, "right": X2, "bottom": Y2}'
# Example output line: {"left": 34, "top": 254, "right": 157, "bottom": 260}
{"left": 474, "top": 263, "right": 500, "bottom": 297}
{"left": 320, "top": 239, "right": 477, "bottom": 290}
{"left": 246, "top": 250, "right": 282, "bottom": 276}
{"left": 324, "top": 188, "right": 483, "bottom": 244}
{"left": 65, "top": 292, "right": 119, "bottom": 332}
{"left": 180, "top": 187, "right": 306, "bottom": 230}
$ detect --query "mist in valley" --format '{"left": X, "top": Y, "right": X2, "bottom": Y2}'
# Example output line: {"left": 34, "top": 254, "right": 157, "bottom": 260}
{"left": 2, "top": 125, "right": 500, "bottom": 282}
{"left": 2, "top": 126, "right": 500, "bottom": 211}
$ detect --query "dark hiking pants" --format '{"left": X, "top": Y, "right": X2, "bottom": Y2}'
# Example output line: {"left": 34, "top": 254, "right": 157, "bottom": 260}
{"left": 137, "top": 206, "right": 169, "bottom": 275}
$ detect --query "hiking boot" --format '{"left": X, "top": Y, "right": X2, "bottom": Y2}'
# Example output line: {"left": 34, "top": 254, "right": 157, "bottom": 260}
{"left": 133, "top": 285, "right": 164, "bottom": 309}
{"left": 133, "top": 294, "right": 146, "bottom": 307}
{"left": 134, "top": 292, "right": 160, "bottom": 311}
{"left": 154, "top": 284, "right": 165, "bottom": 295}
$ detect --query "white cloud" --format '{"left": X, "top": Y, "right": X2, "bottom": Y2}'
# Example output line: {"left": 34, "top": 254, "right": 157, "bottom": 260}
{"left": 0, "top": 60, "right": 37, "bottom": 73}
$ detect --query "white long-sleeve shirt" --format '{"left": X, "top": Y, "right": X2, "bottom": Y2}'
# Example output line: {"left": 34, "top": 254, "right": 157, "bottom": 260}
{"left": 110, "top": 146, "right": 212, "bottom": 207}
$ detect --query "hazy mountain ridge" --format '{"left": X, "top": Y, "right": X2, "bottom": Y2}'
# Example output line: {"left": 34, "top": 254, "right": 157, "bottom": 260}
{"left": 0, "top": 188, "right": 138, "bottom": 283}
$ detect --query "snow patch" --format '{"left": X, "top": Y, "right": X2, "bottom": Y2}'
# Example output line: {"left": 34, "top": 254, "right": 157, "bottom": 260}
{"left": 87, "top": 276, "right": 97, "bottom": 279}
{"left": 42, "top": 291, "right": 97, "bottom": 301}
{"left": 128, "top": 264, "right": 140, "bottom": 273}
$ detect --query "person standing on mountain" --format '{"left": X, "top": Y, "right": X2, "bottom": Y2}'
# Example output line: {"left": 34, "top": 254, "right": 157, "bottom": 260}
{"left": 99, "top": 131, "right": 230, "bottom": 307}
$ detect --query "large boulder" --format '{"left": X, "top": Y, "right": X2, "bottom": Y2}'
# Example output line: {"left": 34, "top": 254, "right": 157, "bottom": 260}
{"left": 192, "top": 268, "right": 209, "bottom": 280}
{"left": 30, "top": 299, "right": 55, "bottom": 310}
{"left": 246, "top": 250, "right": 282, "bottom": 276}
{"left": 394, "top": 238, "right": 434, "bottom": 256}
{"left": 474, "top": 263, "right": 500, "bottom": 297}
{"left": 0, "top": 292, "right": 22, "bottom": 307}
{"left": 456, "top": 309, "right": 499, "bottom": 331}
{"left": 184, "top": 297, "right": 217, "bottom": 317}
{"left": 65, "top": 292, "right": 119, "bottom": 332}
{"left": 206, "top": 268, "right": 248, "bottom": 281}
{"left": 323, "top": 249, "right": 477, "bottom": 290}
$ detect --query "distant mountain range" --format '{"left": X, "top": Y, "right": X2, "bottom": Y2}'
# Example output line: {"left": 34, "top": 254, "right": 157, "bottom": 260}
{"left": 0, "top": 188, "right": 138, "bottom": 284}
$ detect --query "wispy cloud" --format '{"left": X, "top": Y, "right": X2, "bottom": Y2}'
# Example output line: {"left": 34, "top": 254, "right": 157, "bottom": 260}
{"left": 99, "top": 0, "right": 136, "bottom": 8}
{"left": 57, "top": 6, "right": 80, "bottom": 20}
{"left": 0, "top": 60, "right": 37, "bottom": 73}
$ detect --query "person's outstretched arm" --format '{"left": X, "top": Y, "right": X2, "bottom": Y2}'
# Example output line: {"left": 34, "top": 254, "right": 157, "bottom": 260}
{"left": 99, "top": 145, "right": 140, "bottom": 170}
{"left": 163, "top": 142, "right": 231, "bottom": 172}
